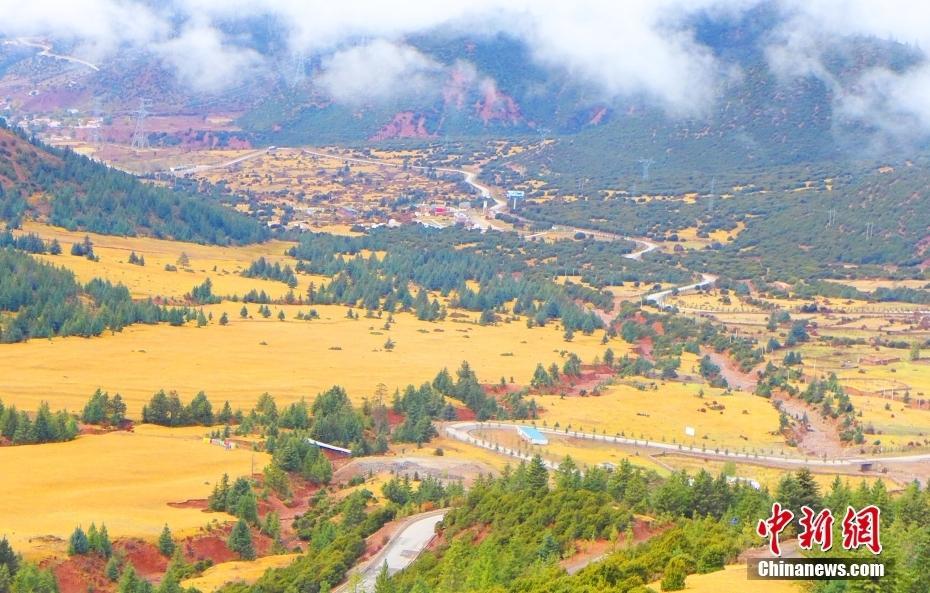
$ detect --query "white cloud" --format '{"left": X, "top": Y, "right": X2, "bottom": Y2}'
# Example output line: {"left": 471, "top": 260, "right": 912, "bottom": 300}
{"left": 2, "top": 0, "right": 930, "bottom": 128}
{"left": 317, "top": 40, "right": 443, "bottom": 105}
{"left": 153, "top": 22, "right": 263, "bottom": 93}
{"left": 765, "top": 0, "right": 930, "bottom": 135}
{"left": 0, "top": 0, "right": 735, "bottom": 110}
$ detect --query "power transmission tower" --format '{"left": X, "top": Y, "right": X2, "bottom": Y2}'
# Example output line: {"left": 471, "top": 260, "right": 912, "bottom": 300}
{"left": 90, "top": 97, "right": 103, "bottom": 148}
{"left": 865, "top": 222, "right": 875, "bottom": 240}
{"left": 827, "top": 208, "right": 837, "bottom": 227}
{"left": 708, "top": 176, "right": 717, "bottom": 211}
{"left": 637, "top": 158, "right": 654, "bottom": 182}
{"left": 130, "top": 98, "right": 149, "bottom": 151}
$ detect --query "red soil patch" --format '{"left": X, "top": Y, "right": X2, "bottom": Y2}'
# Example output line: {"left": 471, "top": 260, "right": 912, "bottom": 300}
{"left": 116, "top": 538, "right": 168, "bottom": 579}
{"left": 386, "top": 410, "right": 406, "bottom": 427}
{"left": 47, "top": 554, "right": 112, "bottom": 593}
{"left": 560, "top": 517, "right": 670, "bottom": 574}
{"left": 370, "top": 112, "right": 434, "bottom": 141}
{"left": 588, "top": 106, "right": 609, "bottom": 126}
{"left": 183, "top": 533, "right": 239, "bottom": 565}
{"left": 636, "top": 336, "right": 655, "bottom": 361}
{"left": 484, "top": 382, "right": 524, "bottom": 396}
{"left": 475, "top": 82, "right": 522, "bottom": 125}
{"left": 180, "top": 523, "right": 274, "bottom": 565}
{"left": 167, "top": 498, "right": 209, "bottom": 510}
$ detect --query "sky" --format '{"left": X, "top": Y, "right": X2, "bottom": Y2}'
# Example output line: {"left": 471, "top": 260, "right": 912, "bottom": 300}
{"left": 1, "top": 0, "right": 930, "bottom": 129}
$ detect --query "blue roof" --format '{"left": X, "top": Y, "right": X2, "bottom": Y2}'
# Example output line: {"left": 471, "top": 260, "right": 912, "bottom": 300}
{"left": 517, "top": 426, "right": 548, "bottom": 443}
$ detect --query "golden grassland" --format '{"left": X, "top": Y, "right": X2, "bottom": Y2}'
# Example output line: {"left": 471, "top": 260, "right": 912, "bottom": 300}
{"left": 191, "top": 148, "right": 472, "bottom": 215}
{"left": 181, "top": 554, "right": 300, "bottom": 592}
{"left": 0, "top": 303, "right": 617, "bottom": 417}
{"left": 649, "top": 564, "right": 799, "bottom": 593}
{"left": 849, "top": 394, "right": 930, "bottom": 449}
{"left": 658, "top": 454, "right": 899, "bottom": 491}
{"left": 20, "top": 222, "right": 306, "bottom": 300}
{"left": 425, "top": 435, "right": 517, "bottom": 472}
{"left": 659, "top": 222, "right": 746, "bottom": 252}
{"left": 825, "top": 278, "right": 930, "bottom": 292}
{"left": 534, "top": 382, "right": 789, "bottom": 453}
{"left": 0, "top": 424, "right": 268, "bottom": 558}
{"left": 470, "top": 428, "right": 669, "bottom": 474}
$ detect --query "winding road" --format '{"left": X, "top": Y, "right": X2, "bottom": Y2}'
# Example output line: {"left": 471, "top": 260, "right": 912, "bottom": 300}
{"left": 165, "top": 147, "right": 690, "bottom": 286}
{"left": 645, "top": 273, "right": 717, "bottom": 306}
{"left": 444, "top": 421, "right": 930, "bottom": 473}
{"left": 336, "top": 509, "right": 447, "bottom": 593}
{"left": 4, "top": 38, "right": 99, "bottom": 71}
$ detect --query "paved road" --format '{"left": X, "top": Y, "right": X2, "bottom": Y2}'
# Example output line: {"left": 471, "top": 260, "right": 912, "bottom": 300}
{"left": 167, "top": 149, "right": 269, "bottom": 176}
{"left": 337, "top": 510, "right": 447, "bottom": 593}
{"left": 645, "top": 273, "right": 717, "bottom": 306}
{"left": 5, "top": 38, "right": 99, "bottom": 71}
{"left": 445, "top": 421, "right": 930, "bottom": 471}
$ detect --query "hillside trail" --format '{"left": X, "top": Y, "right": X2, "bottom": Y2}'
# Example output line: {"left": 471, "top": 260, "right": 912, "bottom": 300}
{"left": 773, "top": 394, "right": 848, "bottom": 459}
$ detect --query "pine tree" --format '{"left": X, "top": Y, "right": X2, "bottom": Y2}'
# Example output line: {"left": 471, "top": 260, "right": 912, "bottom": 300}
{"left": 0, "top": 536, "right": 19, "bottom": 578}
{"left": 374, "top": 562, "right": 395, "bottom": 593}
{"left": 236, "top": 492, "right": 259, "bottom": 526}
{"left": 661, "top": 555, "right": 689, "bottom": 591}
{"left": 261, "top": 511, "right": 281, "bottom": 541}
{"left": 227, "top": 520, "right": 255, "bottom": 560}
{"left": 68, "top": 526, "right": 89, "bottom": 555}
{"left": 96, "top": 524, "right": 111, "bottom": 557}
{"left": 531, "top": 363, "right": 552, "bottom": 389}
{"left": 0, "top": 564, "right": 10, "bottom": 593}
{"left": 87, "top": 523, "right": 99, "bottom": 554}
{"left": 157, "top": 524, "right": 175, "bottom": 557}
{"left": 219, "top": 312, "right": 229, "bottom": 326}
{"left": 526, "top": 455, "right": 549, "bottom": 494}
{"left": 105, "top": 555, "right": 121, "bottom": 582}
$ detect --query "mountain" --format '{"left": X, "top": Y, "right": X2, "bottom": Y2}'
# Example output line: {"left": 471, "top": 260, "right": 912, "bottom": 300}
{"left": 0, "top": 120, "right": 267, "bottom": 244}
{"left": 4, "top": 14, "right": 926, "bottom": 169}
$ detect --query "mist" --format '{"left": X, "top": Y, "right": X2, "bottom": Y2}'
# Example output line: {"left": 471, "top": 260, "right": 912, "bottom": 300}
{"left": 1, "top": 0, "right": 930, "bottom": 131}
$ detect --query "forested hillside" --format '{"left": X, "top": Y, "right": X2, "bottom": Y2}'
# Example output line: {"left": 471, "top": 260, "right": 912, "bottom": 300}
{"left": 0, "top": 248, "right": 195, "bottom": 343}
{"left": 0, "top": 120, "right": 267, "bottom": 244}
{"left": 518, "top": 161, "right": 930, "bottom": 279}
{"left": 289, "top": 225, "right": 692, "bottom": 331}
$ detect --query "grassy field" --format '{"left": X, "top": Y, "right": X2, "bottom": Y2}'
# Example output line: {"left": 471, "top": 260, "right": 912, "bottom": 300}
{"left": 0, "top": 425, "right": 268, "bottom": 558}
{"left": 658, "top": 453, "right": 899, "bottom": 490}
{"left": 21, "top": 222, "right": 304, "bottom": 300}
{"left": 850, "top": 394, "right": 930, "bottom": 450}
{"left": 0, "top": 303, "right": 616, "bottom": 416}
{"left": 534, "top": 381, "right": 788, "bottom": 454}
{"left": 470, "top": 428, "right": 669, "bottom": 474}
{"left": 181, "top": 554, "right": 299, "bottom": 592}
{"left": 649, "top": 564, "right": 799, "bottom": 592}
